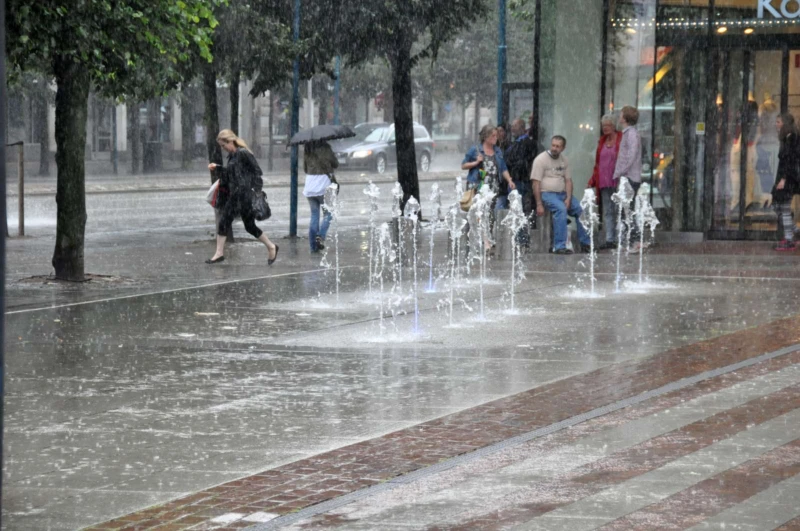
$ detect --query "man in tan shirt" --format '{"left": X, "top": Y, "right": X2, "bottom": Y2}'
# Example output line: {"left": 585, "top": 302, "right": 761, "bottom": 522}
{"left": 531, "top": 136, "right": 591, "bottom": 254}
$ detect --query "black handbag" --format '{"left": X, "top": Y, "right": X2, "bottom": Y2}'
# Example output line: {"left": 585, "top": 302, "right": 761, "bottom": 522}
{"left": 251, "top": 190, "right": 271, "bottom": 221}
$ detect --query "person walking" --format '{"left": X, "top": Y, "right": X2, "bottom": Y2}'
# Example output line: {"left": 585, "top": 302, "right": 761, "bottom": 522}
{"left": 612, "top": 106, "right": 643, "bottom": 249}
{"left": 303, "top": 140, "right": 339, "bottom": 253}
{"left": 588, "top": 114, "right": 622, "bottom": 250}
{"left": 206, "top": 129, "right": 278, "bottom": 265}
{"left": 773, "top": 113, "right": 800, "bottom": 251}
{"left": 531, "top": 135, "right": 591, "bottom": 254}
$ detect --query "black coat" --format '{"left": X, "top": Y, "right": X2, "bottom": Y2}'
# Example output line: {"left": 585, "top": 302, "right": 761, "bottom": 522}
{"left": 219, "top": 148, "right": 263, "bottom": 198}
{"left": 773, "top": 132, "right": 800, "bottom": 203}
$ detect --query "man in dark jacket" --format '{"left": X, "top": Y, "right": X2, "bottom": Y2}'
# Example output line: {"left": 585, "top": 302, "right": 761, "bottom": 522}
{"left": 505, "top": 119, "right": 539, "bottom": 223}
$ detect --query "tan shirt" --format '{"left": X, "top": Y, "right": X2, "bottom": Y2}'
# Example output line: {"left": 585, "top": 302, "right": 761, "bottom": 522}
{"left": 530, "top": 151, "right": 571, "bottom": 193}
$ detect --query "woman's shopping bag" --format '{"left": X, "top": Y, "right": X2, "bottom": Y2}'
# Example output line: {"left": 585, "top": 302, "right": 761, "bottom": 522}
{"left": 205, "top": 180, "right": 220, "bottom": 207}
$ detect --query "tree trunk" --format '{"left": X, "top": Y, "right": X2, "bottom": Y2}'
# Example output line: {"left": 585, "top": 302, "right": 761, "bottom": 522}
{"left": 473, "top": 93, "right": 480, "bottom": 142}
{"left": 389, "top": 38, "right": 419, "bottom": 215}
{"left": 52, "top": 58, "right": 90, "bottom": 281}
{"left": 422, "top": 92, "right": 434, "bottom": 135}
{"left": 382, "top": 89, "right": 394, "bottom": 123}
{"left": 128, "top": 102, "right": 141, "bottom": 175}
{"left": 203, "top": 61, "right": 223, "bottom": 176}
{"left": 180, "top": 85, "right": 194, "bottom": 170}
{"left": 251, "top": 94, "right": 260, "bottom": 158}
{"left": 34, "top": 87, "right": 50, "bottom": 176}
{"left": 203, "top": 60, "right": 233, "bottom": 240}
{"left": 364, "top": 97, "right": 370, "bottom": 123}
{"left": 460, "top": 95, "right": 467, "bottom": 150}
{"left": 230, "top": 70, "right": 240, "bottom": 134}
{"left": 268, "top": 91, "right": 274, "bottom": 172}
{"left": 318, "top": 86, "right": 328, "bottom": 125}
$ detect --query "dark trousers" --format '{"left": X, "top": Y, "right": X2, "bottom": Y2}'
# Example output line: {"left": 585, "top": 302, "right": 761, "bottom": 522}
{"left": 218, "top": 193, "right": 263, "bottom": 239}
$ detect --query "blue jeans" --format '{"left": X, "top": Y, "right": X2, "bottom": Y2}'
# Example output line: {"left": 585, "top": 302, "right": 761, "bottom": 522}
{"left": 307, "top": 195, "right": 331, "bottom": 251}
{"left": 541, "top": 192, "right": 590, "bottom": 250}
{"left": 495, "top": 195, "right": 509, "bottom": 211}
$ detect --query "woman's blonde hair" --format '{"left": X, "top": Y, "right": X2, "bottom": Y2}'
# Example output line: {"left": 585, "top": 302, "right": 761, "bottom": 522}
{"left": 217, "top": 129, "right": 251, "bottom": 152}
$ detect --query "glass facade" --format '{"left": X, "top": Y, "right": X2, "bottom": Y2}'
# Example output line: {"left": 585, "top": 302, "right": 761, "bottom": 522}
{"left": 529, "top": 0, "right": 800, "bottom": 238}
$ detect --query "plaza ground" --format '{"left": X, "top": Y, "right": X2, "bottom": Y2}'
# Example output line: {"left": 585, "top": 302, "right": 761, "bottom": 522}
{"left": 4, "top": 174, "right": 800, "bottom": 530}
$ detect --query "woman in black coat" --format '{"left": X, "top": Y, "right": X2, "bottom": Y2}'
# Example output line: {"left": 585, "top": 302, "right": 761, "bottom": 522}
{"left": 206, "top": 129, "right": 278, "bottom": 264}
{"left": 773, "top": 114, "right": 800, "bottom": 251}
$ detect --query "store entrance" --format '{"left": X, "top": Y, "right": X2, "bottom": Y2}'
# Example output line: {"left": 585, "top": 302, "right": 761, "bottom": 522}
{"left": 709, "top": 48, "right": 789, "bottom": 239}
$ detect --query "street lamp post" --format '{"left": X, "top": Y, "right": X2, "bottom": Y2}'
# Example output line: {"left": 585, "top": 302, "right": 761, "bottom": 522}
{"left": 0, "top": 0, "right": 8, "bottom": 507}
{"left": 497, "top": 0, "right": 507, "bottom": 126}
{"left": 290, "top": 0, "right": 300, "bottom": 237}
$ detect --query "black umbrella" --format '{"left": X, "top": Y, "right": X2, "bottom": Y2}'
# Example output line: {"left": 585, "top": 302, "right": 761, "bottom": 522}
{"left": 289, "top": 124, "right": 356, "bottom": 146}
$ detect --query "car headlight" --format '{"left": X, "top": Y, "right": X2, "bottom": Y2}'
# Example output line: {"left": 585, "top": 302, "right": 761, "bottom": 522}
{"left": 352, "top": 150, "right": 373, "bottom": 159}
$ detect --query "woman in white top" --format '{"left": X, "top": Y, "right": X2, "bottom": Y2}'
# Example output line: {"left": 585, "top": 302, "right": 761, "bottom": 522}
{"left": 303, "top": 141, "right": 339, "bottom": 252}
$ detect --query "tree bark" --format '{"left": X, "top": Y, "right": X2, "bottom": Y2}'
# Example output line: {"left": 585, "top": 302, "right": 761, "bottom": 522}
{"left": 52, "top": 57, "right": 90, "bottom": 281}
{"left": 180, "top": 85, "right": 194, "bottom": 170}
{"left": 473, "top": 93, "right": 480, "bottom": 142}
{"left": 203, "top": 61, "right": 223, "bottom": 175}
{"left": 389, "top": 37, "right": 419, "bottom": 216}
{"left": 128, "top": 102, "right": 141, "bottom": 175}
{"left": 460, "top": 95, "right": 467, "bottom": 150}
{"left": 318, "top": 84, "right": 328, "bottom": 125}
{"left": 34, "top": 87, "right": 50, "bottom": 176}
{"left": 382, "top": 89, "right": 394, "bottom": 123}
{"left": 423, "top": 95, "right": 434, "bottom": 134}
{"left": 268, "top": 90, "right": 274, "bottom": 172}
{"left": 203, "top": 60, "right": 233, "bottom": 240}
{"left": 230, "top": 70, "right": 240, "bottom": 134}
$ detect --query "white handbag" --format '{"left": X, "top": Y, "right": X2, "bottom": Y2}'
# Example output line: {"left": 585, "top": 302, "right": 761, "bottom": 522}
{"left": 205, "top": 180, "right": 220, "bottom": 206}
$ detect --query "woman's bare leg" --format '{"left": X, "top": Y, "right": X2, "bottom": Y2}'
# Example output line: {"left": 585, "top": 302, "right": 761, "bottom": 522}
{"left": 210, "top": 235, "right": 226, "bottom": 260}
{"left": 258, "top": 233, "right": 277, "bottom": 259}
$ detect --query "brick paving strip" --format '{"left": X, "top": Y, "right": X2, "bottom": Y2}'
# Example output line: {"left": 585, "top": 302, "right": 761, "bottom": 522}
{"left": 83, "top": 316, "right": 800, "bottom": 530}
{"left": 429, "top": 382, "right": 800, "bottom": 530}
{"left": 596, "top": 438, "right": 800, "bottom": 530}
{"left": 776, "top": 516, "right": 800, "bottom": 530}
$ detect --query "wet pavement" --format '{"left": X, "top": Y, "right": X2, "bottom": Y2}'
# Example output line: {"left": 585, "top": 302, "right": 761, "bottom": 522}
{"left": 5, "top": 180, "right": 800, "bottom": 529}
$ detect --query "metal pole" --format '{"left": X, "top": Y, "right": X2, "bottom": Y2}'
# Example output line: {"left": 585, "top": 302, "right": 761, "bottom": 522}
{"left": 334, "top": 56, "right": 341, "bottom": 126}
{"left": 112, "top": 105, "right": 118, "bottom": 175}
{"left": 17, "top": 143, "right": 23, "bottom": 236}
{"left": 0, "top": 0, "right": 8, "bottom": 507}
{"left": 532, "top": 0, "right": 541, "bottom": 142}
{"left": 289, "top": 0, "right": 300, "bottom": 237}
{"left": 497, "top": 0, "right": 507, "bottom": 126}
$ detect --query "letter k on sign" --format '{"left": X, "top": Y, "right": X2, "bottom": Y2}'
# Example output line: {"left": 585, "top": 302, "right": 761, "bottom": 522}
{"left": 759, "top": 0, "right": 800, "bottom": 18}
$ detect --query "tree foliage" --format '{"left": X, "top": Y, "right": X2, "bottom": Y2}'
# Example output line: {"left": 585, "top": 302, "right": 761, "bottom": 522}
{"left": 330, "top": 0, "right": 489, "bottom": 210}
{"left": 9, "top": 0, "right": 221, "bottom": 100}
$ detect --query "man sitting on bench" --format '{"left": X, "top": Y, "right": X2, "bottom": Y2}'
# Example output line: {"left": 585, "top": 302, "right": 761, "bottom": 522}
{"left": 531, "top": 135, "right": 591, "bottom": 255}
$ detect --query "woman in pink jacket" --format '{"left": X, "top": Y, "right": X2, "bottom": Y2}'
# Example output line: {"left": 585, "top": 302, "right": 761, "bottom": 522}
{"left": 588, "top": 114, "right": 622, "bottom": 249}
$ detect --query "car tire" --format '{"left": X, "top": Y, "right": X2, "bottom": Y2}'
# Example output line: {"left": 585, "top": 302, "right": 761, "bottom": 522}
{"left": 375, "top": 154, "right": 387, "bottom": 175}
{"left": 418, "top": 152, "right": 431, "bottom": 172}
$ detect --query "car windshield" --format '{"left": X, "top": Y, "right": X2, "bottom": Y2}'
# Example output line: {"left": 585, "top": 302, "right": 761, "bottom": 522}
{"left": 353, "top": 124, "right": 376, "bottom": 140}
{"left": 364, "top": 127, "right": 388, "bottom": 143}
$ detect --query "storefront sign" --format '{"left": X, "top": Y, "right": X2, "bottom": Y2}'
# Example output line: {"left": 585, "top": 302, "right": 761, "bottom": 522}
{"left": 696, "top": 122, "right": 706, "bottom": 136}
{"left": 759, "top": 0, "right": 800, "bottom": 19}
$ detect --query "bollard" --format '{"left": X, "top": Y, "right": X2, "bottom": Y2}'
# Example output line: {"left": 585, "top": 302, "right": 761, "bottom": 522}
{"left": 17, "top": 143, "right": 24, "bottom": 237}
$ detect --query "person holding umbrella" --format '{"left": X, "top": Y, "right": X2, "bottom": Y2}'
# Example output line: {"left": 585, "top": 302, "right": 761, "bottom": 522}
{"left": 291, "top": 124, "right": 355, "bottom": 253}
{"left": 206, "top": 129, "right": 279, "bottom": 265}
{"left": 304, "top": 140, "right": 338, "bottom": 252}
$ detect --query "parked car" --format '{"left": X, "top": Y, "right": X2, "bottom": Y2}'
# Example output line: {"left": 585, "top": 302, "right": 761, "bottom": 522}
{"left": 334, "top": 123, "right": 435, "bottom": 174}
{"left": 329, "top": 122, "right": 389, "bottom": 152}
